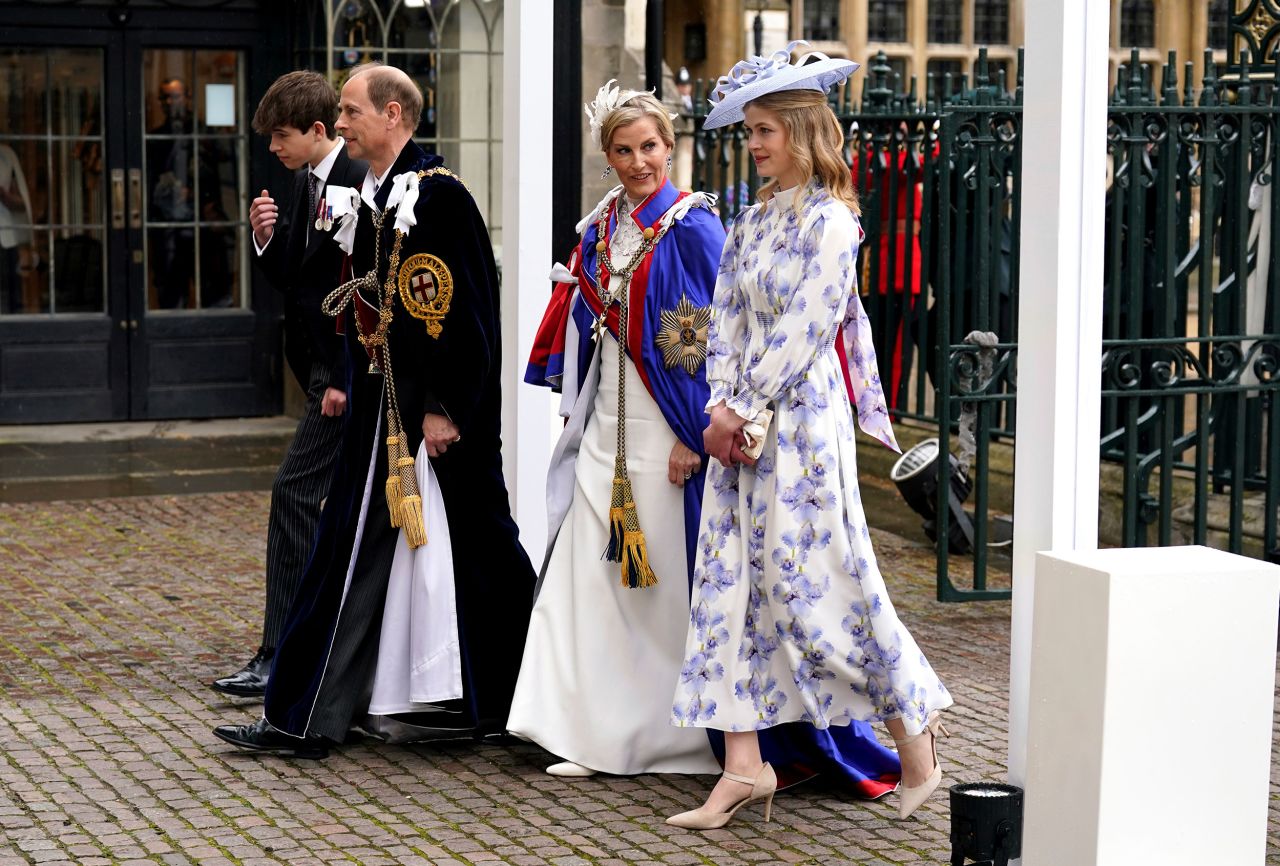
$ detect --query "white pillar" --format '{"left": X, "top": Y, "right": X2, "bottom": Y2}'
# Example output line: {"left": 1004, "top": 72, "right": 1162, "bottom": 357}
{"left": 1024, "top": 547, "right": 1280, "bottom": 865}
{"left": 1009, "top": 0, "right": 1109, "bottom": 785}
{"left": 501, "top": 0, "right": 555, "bottom": 555}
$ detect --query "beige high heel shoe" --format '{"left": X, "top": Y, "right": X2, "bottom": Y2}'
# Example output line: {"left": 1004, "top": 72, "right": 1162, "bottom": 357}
{"left": 893, "top": 713, "right": 949, "bottom": 820}
{"left": 665, "top": 762, "right": 777, "bottom": 830}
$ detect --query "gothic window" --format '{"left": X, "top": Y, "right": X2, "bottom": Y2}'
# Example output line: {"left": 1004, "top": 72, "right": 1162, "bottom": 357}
{"left": 868, "top": 0, "right": 908, "bottom": 43}
{"left": 1120, "top": 0, "right": 1156, "bottom": 48}
{"left": 927, "top": 57, "right": 965, "bottom": 97}
{"left": 928, "top": 0, "right": 964, "bottom": 45}
{"left": 1208, "top": 0, "right": 1230, "bottom": 51}
{"left": 973, "top": 0, "right": 1009, "bottom": 45}
{"left": 293, "top": 0, "right": 504, "bottom": 248}
{"left": 802, "top": 0, "right": 842, "bottom": 43}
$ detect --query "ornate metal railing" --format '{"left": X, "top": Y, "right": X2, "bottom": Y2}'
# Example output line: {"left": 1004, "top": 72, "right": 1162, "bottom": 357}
{"left": 680, "top": 46, "right": 1280, "bottom": 601}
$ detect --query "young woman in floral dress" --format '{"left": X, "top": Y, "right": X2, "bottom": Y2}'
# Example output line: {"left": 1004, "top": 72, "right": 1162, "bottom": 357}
{"left": 667, "top": 44, "right": 954, "bottom": 830}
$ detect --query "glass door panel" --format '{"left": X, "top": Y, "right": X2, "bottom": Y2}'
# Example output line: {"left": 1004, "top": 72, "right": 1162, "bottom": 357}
{"left": 0, "top": 47, "right": 105, "bottom": 316}
{"left": 142, "top": 48, "right": 247, "bottom": 311}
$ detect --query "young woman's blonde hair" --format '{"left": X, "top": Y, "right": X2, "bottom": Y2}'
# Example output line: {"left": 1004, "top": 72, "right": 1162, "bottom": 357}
{"left": 600, "top": 91, "right": 676, "bottom": 152}
{"left": 746, "top": 89, "right": 859, "bottom": 214}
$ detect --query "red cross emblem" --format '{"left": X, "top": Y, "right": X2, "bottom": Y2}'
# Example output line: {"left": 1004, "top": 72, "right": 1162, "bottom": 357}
{"left": 410, "top": 270, "right": 436, "bottom": 303}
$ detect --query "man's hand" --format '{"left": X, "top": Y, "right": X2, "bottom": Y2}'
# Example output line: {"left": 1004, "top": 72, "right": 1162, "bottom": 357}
{"left": 250, "top": 189, "right": 277, "bottom": 248}
{"left": 422, "top": 413, "right": 460, "bottom": 458}
{"left": 703, "top": 401, "right": 753, "bottom": 468}
{"left": 320, "top": 387, "right": 347, "bottom": 417}
{"left": 668, "top": 440, "right": 702, "bottom": 488}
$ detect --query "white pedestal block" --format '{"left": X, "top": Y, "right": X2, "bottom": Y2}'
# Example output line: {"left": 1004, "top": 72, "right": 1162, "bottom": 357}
{"left": 1022, "top": 546, "right": 1280, "bottom": 866}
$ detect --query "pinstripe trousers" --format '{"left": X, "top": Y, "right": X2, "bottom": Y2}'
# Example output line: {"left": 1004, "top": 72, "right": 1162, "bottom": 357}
{"left": 304, "top": 437, "right": 400, "bottom": 741}
{"left": 261, "top": 361, "right": 347, "bottom": 650}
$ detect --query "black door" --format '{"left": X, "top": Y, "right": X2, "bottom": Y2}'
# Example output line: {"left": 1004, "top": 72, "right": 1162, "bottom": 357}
{"left": 0, "top": 8, "right": 283, "bottom": 423}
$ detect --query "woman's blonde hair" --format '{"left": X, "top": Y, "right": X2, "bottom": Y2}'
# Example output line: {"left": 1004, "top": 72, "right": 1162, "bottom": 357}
{"left": 746, "top": 89, "right": 859, "bottom": 214}
{"left": 600, "top": 90, "right": 676, "bottom": 152}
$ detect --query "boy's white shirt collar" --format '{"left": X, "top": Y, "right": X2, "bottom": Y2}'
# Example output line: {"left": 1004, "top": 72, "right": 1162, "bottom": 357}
{"left": 309, "top": 137, "right": 344, "bottom": 185}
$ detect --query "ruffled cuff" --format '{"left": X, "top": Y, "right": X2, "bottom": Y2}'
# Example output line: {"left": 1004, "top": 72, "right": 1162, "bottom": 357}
{"left": 706, "top": 379, "right": 735, "bottom": 411}
{"left": 725, "top": 386, "right": 771, "bottom": 424}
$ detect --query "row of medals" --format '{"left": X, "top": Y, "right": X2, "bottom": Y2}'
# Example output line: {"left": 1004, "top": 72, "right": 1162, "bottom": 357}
{"left": 315, "top": 203, "right": 335, "bottom": 232}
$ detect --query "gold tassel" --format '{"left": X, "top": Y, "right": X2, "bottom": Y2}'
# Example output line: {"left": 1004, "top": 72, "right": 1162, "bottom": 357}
{"left": 398, "top": 494, "right": 427, "bottom": 549}
{"left": 602, "top": 464, "right": 656, "bottom": 588}
{"left": 384, "top": 432, "right": 403, "bottom": 527}
{"left": 620, "top": 528, "right": 657, "bottom": 589}
{"left": 395, "top": 451, "right": 427, "bottom": 549}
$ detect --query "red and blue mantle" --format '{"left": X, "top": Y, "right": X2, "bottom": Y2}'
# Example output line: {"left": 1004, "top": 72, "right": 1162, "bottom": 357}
{"left": 527, "top": 179, "right": 723, "bottom": 574}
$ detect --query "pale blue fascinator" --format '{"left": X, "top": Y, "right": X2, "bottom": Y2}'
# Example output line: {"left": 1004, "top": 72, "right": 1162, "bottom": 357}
{"left": 703, "top": 40, "right": 859, "bottom": 130}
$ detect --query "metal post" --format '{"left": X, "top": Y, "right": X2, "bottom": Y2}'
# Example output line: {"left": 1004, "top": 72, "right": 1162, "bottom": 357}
{"left": 552, "top": 0, "right": 581, "bottom": 259}
{"left": 645, "top": 0, "right": 663, "bottom": 98}
{"left": 1008, "top": 0, "right": 1109, "bottom": 798}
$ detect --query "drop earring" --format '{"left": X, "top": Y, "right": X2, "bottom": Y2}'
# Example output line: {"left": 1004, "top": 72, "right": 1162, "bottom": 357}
{"left": 666, "top": 154, "right": 673, "bottom": 170}
{"left": 601, "top": 165, "right": 613, "bottom": 180}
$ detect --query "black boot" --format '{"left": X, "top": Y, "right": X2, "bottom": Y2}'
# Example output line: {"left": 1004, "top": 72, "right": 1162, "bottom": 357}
{"left": 210, "top": 646, "right": 273, "bottom": 698}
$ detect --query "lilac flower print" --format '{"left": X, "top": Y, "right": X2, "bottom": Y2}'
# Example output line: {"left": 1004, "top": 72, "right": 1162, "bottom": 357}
{"left": 807, "top": 446, "right": 836, "bottom": 483}
{"left": 672, "top": 693, "right": 718, "bottom": 725}
{"left": 800, "top": 216, "right": 825, "bottom": 259}
{"left": 789, "top": 379, "right": 829, "bottom": 425}
{"left": 850, "top": 342, "right": 867, "bottom": 375}
{"left": 771, "top": 546, "right": 799, "bottom": 577}
{"left": 821, "top": 280, "right": 846, "bottom": 310}
{"left": 794, "top": 521, "right": 832, "bottom": 553}
{"left": 842, "top": 599, "right": 875, "bottom": 644}
{"left": 697, "top": 553, "right": 737, "bottom": 600}
{"left": 772, "top": 571, "right": 830, "bottom": 618}
{"left": 776, "top": 428, "right": 799, "bottom": 454}
{"left": 690, "top": 602, "right": 731, "bottom": 656}
{"left": 780, "top": 475, "right": 836, "bottom": 521}
{"left": 678, "top": 646, "right": 724, "bottom": 696}
{"left": 711, "top": 469, "right": 740, "bottom": 506}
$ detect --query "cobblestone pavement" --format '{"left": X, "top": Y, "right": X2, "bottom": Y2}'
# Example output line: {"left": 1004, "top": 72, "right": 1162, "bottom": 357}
{"left": 0, "top": 492, "right": 1275, "bottom": 865}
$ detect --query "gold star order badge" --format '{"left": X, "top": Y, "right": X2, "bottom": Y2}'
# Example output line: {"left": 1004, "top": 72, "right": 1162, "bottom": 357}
{"left": 655, "top": 293, "right": 711, "bottom": 376}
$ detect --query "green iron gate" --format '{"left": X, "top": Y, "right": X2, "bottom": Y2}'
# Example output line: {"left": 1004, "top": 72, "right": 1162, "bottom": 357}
{"left": 683, "top": 46, "right": 1280, "bottom": 601}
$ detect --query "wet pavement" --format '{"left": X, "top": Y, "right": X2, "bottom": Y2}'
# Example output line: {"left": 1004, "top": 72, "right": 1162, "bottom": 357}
{"left": 0, "top": 419, "right": 294, "bottom": 503}
{"left": 0, "top": 422, "right": 1275, "bottom": 865}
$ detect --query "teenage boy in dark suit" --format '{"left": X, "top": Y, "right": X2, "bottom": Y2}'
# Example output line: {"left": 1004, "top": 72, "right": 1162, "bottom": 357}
{"left": 211, "top": 71, "right": 368, "bottom": 699}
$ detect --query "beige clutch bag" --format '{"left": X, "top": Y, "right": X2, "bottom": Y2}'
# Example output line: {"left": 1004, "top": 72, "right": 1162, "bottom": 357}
{"left": 740, "top": 408, "right": 774, "bottom": 461}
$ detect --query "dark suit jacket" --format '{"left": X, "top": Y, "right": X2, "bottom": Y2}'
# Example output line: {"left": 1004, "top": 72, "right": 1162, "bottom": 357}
{"left": 256, "top": 143, "right": 369, "bottom": 390}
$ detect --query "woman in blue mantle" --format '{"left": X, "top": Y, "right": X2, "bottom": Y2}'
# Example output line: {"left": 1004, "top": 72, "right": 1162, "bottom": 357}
{"left": 667, "top": 44, "right": 953, "bottom": 831}
{"left": 512, "top": 81, "right": 901, "bottom": 795}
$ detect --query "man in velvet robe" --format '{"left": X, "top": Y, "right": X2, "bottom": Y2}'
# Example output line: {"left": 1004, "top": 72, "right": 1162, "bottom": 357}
{"left": 213, "top": 63, "right": 534, "bottom": 758}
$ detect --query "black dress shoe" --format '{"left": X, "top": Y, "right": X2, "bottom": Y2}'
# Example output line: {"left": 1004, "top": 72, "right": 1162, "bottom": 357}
{"left": 212, "top": 717, "right": 330, "bottom": 759}
{"left": 211, "top": 646, "right": 274, "bottom": 698}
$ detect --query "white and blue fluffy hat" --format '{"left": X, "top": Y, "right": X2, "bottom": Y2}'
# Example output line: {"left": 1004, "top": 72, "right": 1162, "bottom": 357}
{"left": 703, "top": 40, "right": 859, "bottom": 130}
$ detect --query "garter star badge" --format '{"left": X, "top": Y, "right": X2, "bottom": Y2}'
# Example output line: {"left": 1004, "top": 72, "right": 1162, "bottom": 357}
{"left": 655, "top": 293, "right": 711, "bottom": 376}
{"left": 397, "top": 253, "right": 453, "bottom": 339}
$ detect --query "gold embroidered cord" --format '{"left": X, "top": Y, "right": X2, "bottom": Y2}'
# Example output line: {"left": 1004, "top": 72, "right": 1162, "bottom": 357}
{"left": 320, "top": 172, "right": 443, "bottom": 549}
{"left": 594, "top": 201, "right": 671, "bottom": 588}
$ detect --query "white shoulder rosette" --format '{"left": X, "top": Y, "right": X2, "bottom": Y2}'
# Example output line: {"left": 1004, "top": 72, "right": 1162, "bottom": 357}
{"left": 385, "top": 171, "right": 423, "bottom": 236}
{"left": 325, "top": 185, "right": 363, "bottom": 254}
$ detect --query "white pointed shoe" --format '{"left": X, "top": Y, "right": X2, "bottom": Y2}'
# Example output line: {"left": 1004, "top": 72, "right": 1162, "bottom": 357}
{"left": 893, "top": 713, "right": 949, "bottom": 820}
{"left": 546, "top": 760, "right": 597, "bottom": 777}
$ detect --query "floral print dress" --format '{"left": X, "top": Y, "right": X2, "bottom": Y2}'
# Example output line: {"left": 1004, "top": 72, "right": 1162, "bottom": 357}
{"left": 672, "top": 182, "right": 952, "bottom": 738}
